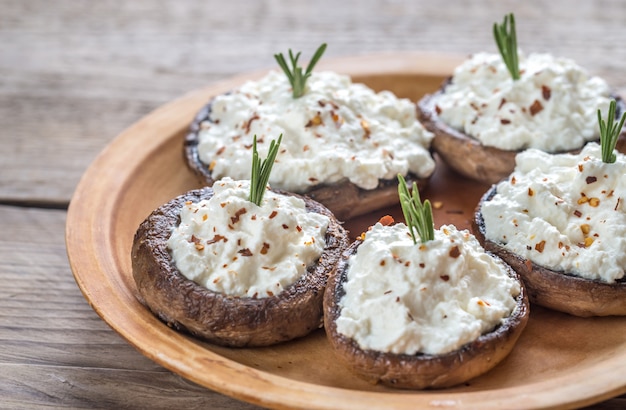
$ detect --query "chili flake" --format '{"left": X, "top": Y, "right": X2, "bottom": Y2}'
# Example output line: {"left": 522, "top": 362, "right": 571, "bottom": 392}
{"left": 535, "top": 240, "right": 546, "bottom": 253}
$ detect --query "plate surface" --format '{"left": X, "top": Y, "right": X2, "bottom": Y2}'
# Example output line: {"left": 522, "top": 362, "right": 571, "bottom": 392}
{"left": 66, "top": 53, "right": 626, "bottom": 409}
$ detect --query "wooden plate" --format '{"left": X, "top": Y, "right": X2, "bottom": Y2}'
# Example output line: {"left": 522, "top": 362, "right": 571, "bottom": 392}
{"left": 66, "top": 53, "right": 626, "bottom": 409}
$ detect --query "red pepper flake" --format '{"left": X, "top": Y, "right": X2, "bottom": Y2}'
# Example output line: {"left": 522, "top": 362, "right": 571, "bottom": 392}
{"left": 206, "top": 234, "right": 228, "bottom": 245}
{"left": 260, "top": 242, "right": 270, "bottom": 255}
{"left": 308, "top": 177, "right": 319, "bottom": 183}
{"left": 573, "top": 210, "right": 582, "bottom": 217}
{"left": 360, "top": 119, "right": 371, "bottom": 139}
{"left": 379, "top": 215, "right": 395, "bottom": 226}
{"left": 332, "top": 112, "right": 343, "bottom": 127}
{"left": 500, "top": 118, "right": 511, "bottom": 125}
{"left": 266, "top": 290, "right": 274, "bottom": 297}
{"left": 216, "top": 146, "right": 226, "bottom": 156}
{"left": 616, "top": 198, "right": 622, "bottom": 211}
{"left": 448, "top": 246, "right": 461, "bottom": 258}
{"left": 586, "top": 176, "right": 598, "bottom": 184}
{"left": 498, "top": 98, "right": 507, "bottom": 109}
{"left": 282, "top": 224, "right": 289, "bottom": 229}
{"left": 396, "top": 296, "right": 401, "bottom": 302}
{"left": 296, "top": 225, "right": 303, "bottom": 232}
{"left": 243, "top": 113, "right": 260, "bottom": 134}
{"left": 189, "top": 234, "right": 201, "bottom": 245}
{"left": 578, "top": 164, "right": 584, "bottom": 172}
{"left": 435, "top": 105, "right": 442, "bottom": 115}
{"left": 252, "top": 292, "right": 258, "bottom": 299}
{"left": 542, "top": 85, "right": 552, "bottom": 100}
{"left": 535, "top": 240, "right": 546, "bottom": 253}
{"left": 251, "top": 215, "right": 257, "bottom": 220}
{"left": 440, "top": 275, "right": 450, "bottom": 282}
{"left": 303, "top": 145, "right": 310, "bottom": 152}
{"left": 405, "top": 261, "right": 411, "bottom": 267}
{"left": 608, "top": 190, "right": 615, "bottom": 198}
{"left": 558, "top": 241, "right": 564, "bottom": 249}
{"left": 384, "top": 290, "right": 392, "bottom": 294}
{"left": 230, "top": 207, "right": 247, "bottom": 224}
{"left": 220, "top": 202, "right": 227, "bottom": 208}
{"left": 511, "top": 176, "right": 517, "bottom": 185}
{"left": 238, "top": 248, "right": 253, "bottom": 257}
{"left": 528, "top": 188, "right": 535, "bottom": 196}
{"left": 380, "top": 260, "right": 386, "bottom": 266}
{"left": 269, "top": 210, "right": 278, "bottom": 219}
{"left": 305, "top": 113, "right": 323, "bottom": 127}
{"left": 529, "top": 100, "right": 544, "bottom": 116}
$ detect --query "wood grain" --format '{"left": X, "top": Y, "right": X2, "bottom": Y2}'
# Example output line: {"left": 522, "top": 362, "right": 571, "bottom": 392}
{"left": 3, "top": 0, "right": 626, "bottom": 408}
{"left": 4, "top": 0, "right": 626, "bottom": 204}
{"left": 0, "top": 205, "right": 260, "bottom": 409}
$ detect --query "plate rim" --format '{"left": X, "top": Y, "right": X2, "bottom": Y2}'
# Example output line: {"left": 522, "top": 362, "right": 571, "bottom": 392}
{"left": 66, "top": 52, "right": 626, "bottom": 410}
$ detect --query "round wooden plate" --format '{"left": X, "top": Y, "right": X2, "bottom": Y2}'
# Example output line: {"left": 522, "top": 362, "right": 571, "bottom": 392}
{"left": 66, "top": 53, "right": 626, "bottom": 409}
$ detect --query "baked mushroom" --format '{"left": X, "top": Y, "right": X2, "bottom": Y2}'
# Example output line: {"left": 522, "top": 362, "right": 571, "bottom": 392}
{"left": 323, "top": 178, "right": 529, "bottom": 389}
{"left": 185, "top": 44, "right": 435, "bottom": 220}
{"left": 417, "top": 14, "right": 623, "bottom": 185}
{"left": 132, "top": 137, "right": 350, "bottom": 346}
{"left": 473, "top": 138, "right": 626, "bottom": 317}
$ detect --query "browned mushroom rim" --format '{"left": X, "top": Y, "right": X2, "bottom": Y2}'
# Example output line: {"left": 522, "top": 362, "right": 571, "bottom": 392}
{"left": 183, "top": 98, "right": 430, "bottom": 220}
{"left": 132, "top": 187, "right": 349, "bottom": 347}
{"left": 323, "top": 238, "right": 529, "bottom": 389}
{"left": 473, "top": 185, "right": 626, "bottom": 317}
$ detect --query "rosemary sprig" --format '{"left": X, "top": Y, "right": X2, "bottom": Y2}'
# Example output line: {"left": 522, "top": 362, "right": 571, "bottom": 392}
{"left": 493, "top": 13, "right": 520, "bottom": 81}
{"left": 598, "top": 100, "right": 626, "bottom": 164}
{"left": 249, "top": 134, "right": 282, "bottom": 206}
{"left": 397, "top": 174, "right": 435, "bottom": 244}
{"left": 274, "top": 43, "right": 327, "bottom": 98}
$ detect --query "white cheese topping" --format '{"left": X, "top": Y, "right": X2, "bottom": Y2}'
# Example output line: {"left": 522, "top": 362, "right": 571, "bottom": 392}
{"left": 335, "top": 223, "right": 520, "bottom": 355}
{"left": 482, "top": 143, "right": 626, "bottom": 283}
{"left": 436, "top": 52, "right": 612, "bottom": 151}
{"left": 197, "top": 70, "right": 435, "bottom": 191}
{"left": 167, "top": 179, "right": 330, "bottom": 298}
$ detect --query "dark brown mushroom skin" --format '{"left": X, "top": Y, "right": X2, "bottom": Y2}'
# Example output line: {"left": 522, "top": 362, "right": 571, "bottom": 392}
{"left": 417, "top": 79, "right": 626, "bottom": 186}
{"left": 473, "top": 186, "right": 626, "bottom": 317}
{"left": 132, "top": 187, "right": 349, "bottom": 347}
{"left": 323, "top": 238, "right": 529, "bottom": 389}
{"left": 184, "top": 99, "right": 429, "bottom": 221}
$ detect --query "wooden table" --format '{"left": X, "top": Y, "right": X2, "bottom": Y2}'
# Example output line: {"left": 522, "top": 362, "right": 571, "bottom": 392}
{"left": 2, "top": 1, "right": 625, "bottom": 408}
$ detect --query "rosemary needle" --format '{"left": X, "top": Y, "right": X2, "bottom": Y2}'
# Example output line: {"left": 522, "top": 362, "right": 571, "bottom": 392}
{"left": 598, "top": 100, "right": 626, "bottom": 164}
{"left": 493, "top": 13, "right": 520, "bottom": 81}
{"left": 397, "top": 174, "right": 435, "bottom": 244}
{"left": 249, "top": 134, "right": 282, "bottom": 205}
{"left": 274, "top": 44, "right": 327, "bottom": 98}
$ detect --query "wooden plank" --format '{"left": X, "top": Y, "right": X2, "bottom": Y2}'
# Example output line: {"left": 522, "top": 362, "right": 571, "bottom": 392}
{"left": 0, "top": 205, "right": 260, "bottom": 409}
{"left": 0, "top": 364, "right": 259, "bottom": 410}
{"left": 2, "top": 0, "right": 626, "bottom": 203}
